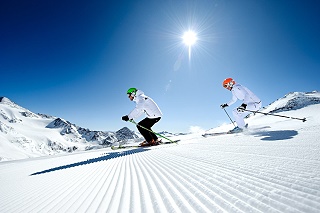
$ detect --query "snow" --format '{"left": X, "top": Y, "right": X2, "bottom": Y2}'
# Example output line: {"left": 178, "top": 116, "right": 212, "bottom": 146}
{"left": 0, "top": 92, "right": 320, "bottom": 212}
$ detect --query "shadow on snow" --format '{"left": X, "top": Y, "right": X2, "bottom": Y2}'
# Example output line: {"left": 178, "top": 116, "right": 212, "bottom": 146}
{"left": 252, "top": 130, "right": 298, "bottom": 141}
{"left": 30, "top": 148, "right": 149, "bottom": 176}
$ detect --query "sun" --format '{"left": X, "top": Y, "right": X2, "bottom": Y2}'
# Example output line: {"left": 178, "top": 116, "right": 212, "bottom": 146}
{"left": 182, "top": 30, "right": 198, "bottom": 60}
{"left": 182, "top": 30, "right": 197, "bottom": 46}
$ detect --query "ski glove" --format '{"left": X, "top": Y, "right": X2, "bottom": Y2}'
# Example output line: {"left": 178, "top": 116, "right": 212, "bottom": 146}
{"left": 220, "top": 103, "right": 228, "bottom": 109}
{"left": 122, "top": 115, "right": 129, "bottom": 121}
{"left": 237, "top": 103, "right": 247, "bottom": 112}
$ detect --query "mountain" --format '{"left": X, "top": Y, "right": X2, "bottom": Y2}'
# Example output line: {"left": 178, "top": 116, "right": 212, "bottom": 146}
{"left": 0, "top": 97, "right": 140, "bottom": 161}
{"left": 263, "top": 91, "right": 320, "bottom": 113}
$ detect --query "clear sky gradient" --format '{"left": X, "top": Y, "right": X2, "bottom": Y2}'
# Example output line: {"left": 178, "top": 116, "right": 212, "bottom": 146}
{"left": 1, "top": 0, "right": 319, "bottom": 133}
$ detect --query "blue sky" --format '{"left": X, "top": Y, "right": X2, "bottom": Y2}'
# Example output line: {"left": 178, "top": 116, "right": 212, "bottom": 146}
{"left": 1, "top": 0, "right": 319, "bottom": 133}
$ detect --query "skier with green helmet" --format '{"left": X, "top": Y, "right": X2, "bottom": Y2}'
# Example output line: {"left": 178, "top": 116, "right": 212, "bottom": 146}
{"left": 122, "top": 88, "right": 163, "bottom": 146}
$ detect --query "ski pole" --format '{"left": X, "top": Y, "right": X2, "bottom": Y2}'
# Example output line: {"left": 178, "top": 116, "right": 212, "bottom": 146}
{"left": 243, "top": 109, "right": 306, "bottom": 122}
{"left": 223, "top": 108, "right": 236, "bottom": 127}
{"left": 129, "top": 120, "right": 177, "bottom": 143}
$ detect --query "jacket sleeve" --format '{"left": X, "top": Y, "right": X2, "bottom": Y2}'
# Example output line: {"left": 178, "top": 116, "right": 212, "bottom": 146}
{"left": 127, "top": 105, "right": 144, "bottom": 120}
{"left": 227, "top": 92, "right": 238, "bottom": 106}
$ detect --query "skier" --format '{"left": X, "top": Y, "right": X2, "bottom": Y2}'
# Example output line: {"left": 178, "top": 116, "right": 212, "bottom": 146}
{"left": 122, "top": 88, "right": 163, "bottom": 146}
{"left": 220, "top": 78, "right": 261, "bottom": 133}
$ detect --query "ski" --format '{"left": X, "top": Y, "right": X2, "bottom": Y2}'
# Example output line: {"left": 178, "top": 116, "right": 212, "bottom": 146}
{"left": 111, "top": 145, "right": 140, "bottom": 150}
{"left": 202, "top": 130, "right": 247, "bottom": 137}
{"left": 111, "top": 140, "right": 180, "bottom": 150}
{"left": 202, "top": 132, "right": 230, "bottom": 137}
{"left": 161, "top": 140, "right": 180, "bottom": 144}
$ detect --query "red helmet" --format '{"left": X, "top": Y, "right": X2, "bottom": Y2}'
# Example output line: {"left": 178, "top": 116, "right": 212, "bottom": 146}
{"left": 222, "top": 78, "right": 235, "bottom": 88}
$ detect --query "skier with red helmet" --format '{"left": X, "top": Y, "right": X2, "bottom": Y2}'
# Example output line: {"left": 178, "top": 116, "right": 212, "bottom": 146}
{"left": 122, "top": 88, "right": 163, "bottom": 146}
{"left": 220, "top": 78, "right": 261, "bottom": 133}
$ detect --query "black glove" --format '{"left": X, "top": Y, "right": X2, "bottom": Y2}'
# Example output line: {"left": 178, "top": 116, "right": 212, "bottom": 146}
{"left": 237, "top": 103, "right": 247, "bottom": 112}
{"left": 220, "top": 103, "right": 228, "bottom": 109}
{"left": 122, "top": 115, "right": 129, "bottom": 121}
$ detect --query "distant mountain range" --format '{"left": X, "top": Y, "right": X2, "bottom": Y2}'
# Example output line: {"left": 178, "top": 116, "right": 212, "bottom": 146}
{"left": 0, "top": 97, "right": 140, "bottom": 161}
{"left": 1, "top": 91, "right": 319, "bottom": 161}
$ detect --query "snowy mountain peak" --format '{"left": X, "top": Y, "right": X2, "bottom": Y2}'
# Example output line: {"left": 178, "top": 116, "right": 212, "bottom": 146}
{"left": 0, "top": 97, "right": 19, "bottom": 108}
{"left": 116, "top": 127, "right": 140, "bottom": 140}
{"left": 0, "top": 97, "right": 12, "bottom": 103}
{"left": 264, "top": 91, "right": 320, "bottom": 113}
{"left": 46, "top": 118, "right": 79, "bottom": 136}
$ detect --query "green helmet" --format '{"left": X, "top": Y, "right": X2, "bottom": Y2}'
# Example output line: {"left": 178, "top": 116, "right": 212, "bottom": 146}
{"left": 127, "top": 88, "right": 137, "bottom": 96}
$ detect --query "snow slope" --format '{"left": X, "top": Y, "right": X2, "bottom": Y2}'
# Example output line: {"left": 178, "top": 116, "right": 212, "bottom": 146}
{"left": 0, "top": 92, "right": 320, "bottom": 212}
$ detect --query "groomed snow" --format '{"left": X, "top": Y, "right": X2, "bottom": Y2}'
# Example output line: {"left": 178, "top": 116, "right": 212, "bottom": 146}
{"left": 0, "top": 102, "right": 320, "bottom": 212}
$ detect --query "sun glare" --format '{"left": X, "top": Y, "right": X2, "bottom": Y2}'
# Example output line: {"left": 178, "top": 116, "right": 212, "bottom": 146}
{"left": 182, "top": 31, "right": 197, "bottom": 46}
{"left": 182, "top": 30, "right": 198, "bottom": 60}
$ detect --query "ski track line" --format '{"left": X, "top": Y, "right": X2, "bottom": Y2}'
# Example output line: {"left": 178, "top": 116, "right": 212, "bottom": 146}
{"left": 137, "top": 150, "right": 214, "bottom": 213}
{"left": 159, "top": 144, "right": 320, "bottom": 212}
{"left": 195, "top": 146, "right": 320, "bottom": 211}
{"left": 97, "top": 149, "right": 155, "bottom": 212}
{"left": 75, "top": 152, "right": 132, "bottom": 212}
{"left": 54, "top": 159, "right": 115, "bottom": 212}
{"left": 222, "top": 155, "right": 320, "bottom": 196}
{"left": 200, "top": 153, "right": 320, "bottom": 198}
{"left": 128, "top": 150, "right": 160, "bottom": 213}
{"left": 208, "top": 157, "right": 320, "bottom": 205}
{"left": 69, "top": 159, "right": 117, "bottom": 212}
{"left": 153, "top": 149, "right": 274, "bottom": 213}
{"left": 0, "top": 151, "right": 123, "bottom": 213}
{"left": 131, "top": 150, "right": 180, "bottom": 212}
{"left": 85, "top": 153, "right": 125, "bottom": 212}
{"left": 91, "top": 145, "right": 222, "bottom": 213}
{"left": 111, "top": 146, "right": 244, "bottom": 212}
{"left": 0, "top": 160, "right": 39, "bottom": 202}
{"left": 150, "top": 144, "right": 232, "bottom": 212}
{"left": 191, "top": 157, "right": 320, "bottom": 212}
{"left": 145, "top": 151, "right": 244, "bottom": 213}
{"left": 105, "top": 154, "right": 128, "bottom": 212}
{"left": 45, "top": 156, "right": 108, "bottom": 210}
{"left": 95, "top": 151, "right": 134, "bottom": 212}
{"left": 1, "top": 159, "right": 74, "bottom": 212}
{"left": 129, "top": 151, "right": 181, "bottom": 213}
{"left": 2, "top": 163, "right": 57, "bottom": 212}
{"left": 28, "top": 158, "right": 104, "bottom": 212}
{"left": 130, "top": 151, "right": 180, "bottom": 213}
{"left": 68, "top": 150, "right": 137, "bottom": 212}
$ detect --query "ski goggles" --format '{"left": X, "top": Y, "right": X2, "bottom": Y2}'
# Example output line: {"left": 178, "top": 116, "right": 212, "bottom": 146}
{"left": 223, "top": 82, "right": 233, "bottom": 88}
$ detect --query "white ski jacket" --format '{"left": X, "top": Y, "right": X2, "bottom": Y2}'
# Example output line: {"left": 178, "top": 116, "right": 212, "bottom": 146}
{"left": 227, "top": 83, "right": 261, "bottom": 106}
{"left": 127, "top": 90, "right": 162, "bottom": 120}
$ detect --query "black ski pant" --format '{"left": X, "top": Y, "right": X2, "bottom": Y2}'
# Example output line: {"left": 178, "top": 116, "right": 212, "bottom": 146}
{"left": 137, "top": 117, "right": 161, "bottom": 142}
